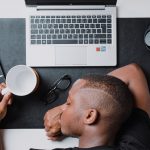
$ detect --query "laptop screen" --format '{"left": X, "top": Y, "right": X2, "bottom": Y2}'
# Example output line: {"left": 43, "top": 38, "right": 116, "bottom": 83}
{"left": 25, "top": 0, "right": 117, "bottom": 6}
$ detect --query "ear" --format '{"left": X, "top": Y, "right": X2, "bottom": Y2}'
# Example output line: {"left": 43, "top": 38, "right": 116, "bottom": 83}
{"left": 83, "top": 109, "right": 99, "bottom": 125}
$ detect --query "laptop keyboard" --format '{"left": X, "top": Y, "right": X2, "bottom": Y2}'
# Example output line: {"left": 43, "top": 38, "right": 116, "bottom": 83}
{"left": 30, "top": 15, "right": 112, "bottom": 45}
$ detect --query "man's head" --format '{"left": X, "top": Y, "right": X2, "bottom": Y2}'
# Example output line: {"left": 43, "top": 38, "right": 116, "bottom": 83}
{"left": 60, "top": 75, "right": 134, "bottom": 138}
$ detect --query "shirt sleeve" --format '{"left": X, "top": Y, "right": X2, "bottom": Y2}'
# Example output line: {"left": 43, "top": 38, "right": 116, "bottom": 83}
{"left": 115, "top": 108, "right": 150, "bottom": 150}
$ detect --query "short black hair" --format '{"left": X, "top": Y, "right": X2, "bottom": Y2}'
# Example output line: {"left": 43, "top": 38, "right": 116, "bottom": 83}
{"left": 80, "top": 74, "right": 134, "bottom": 127}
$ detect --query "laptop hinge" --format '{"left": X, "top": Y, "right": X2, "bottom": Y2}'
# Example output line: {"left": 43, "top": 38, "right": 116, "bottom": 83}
{"left": 37, "top": 5, "right": 105, "bottom": 11}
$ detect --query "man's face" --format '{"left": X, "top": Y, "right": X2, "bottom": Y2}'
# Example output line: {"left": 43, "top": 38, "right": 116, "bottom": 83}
{"left": 60, "top": 79, "right": 86, "bottom": 137}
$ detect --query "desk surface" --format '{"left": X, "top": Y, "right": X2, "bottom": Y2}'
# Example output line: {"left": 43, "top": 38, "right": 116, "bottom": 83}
{"left": 1, "top": 0, "right": 150, "bottom": 150}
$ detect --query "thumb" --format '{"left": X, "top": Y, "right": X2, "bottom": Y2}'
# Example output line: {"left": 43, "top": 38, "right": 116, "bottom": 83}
{"left": 0, "top": 93, "right": 12, "bottom": 110}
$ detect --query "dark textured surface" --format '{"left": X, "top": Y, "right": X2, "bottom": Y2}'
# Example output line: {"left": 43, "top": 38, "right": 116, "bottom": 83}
{"left": 0, "top": 18, "right": 150, "bottom": 128}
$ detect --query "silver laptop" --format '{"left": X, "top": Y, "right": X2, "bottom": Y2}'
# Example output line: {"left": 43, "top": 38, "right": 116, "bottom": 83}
{"left": 25, "top": 0, "right": 117, "bottom": 67}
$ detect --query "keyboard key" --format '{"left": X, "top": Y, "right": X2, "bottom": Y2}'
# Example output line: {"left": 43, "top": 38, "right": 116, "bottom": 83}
{"left": 63, "top": 34, "right": 67, "bottom": 39}
{"left": 87, "top": 15, "right": 91, "bottom": 18}
{"left": 76, "top": 29, "right": 80, "bottom": 33}
{"left": 30, "top": 19, "right": 34, "bottom": 23}
{"left": 107, "top": 19, "right": 112, "bottom": 23}
{"left": 79, "top": 34, "right": 83, "bottom": 39}
{"left": 84, "top": 34, "right": 88, "bottom": 38}
{"left": 31, "top": 35, "right": 36, "bottom": 39}
{"left": 59, "top": 24, "right": 63, "bottom": 28}
{"left": 102, "top": 15, "right": 106, "bottom": 18}
{"left": 90, "top": 24, "right": 95, "bottom": 28}
{"left": 52, "top": 34, "right": 57, "bottom": 39}
{"left": 107, "top": 15, "right": 112, "bottom": 18}
{"left": 93, "top": 19, "right": 97, "bottom": 23}
{"left": 52, "top": 40, "right": 78, "bottom": 44}
{"left": 60, "top": 29, "right": 65, "bottom": 33}
{"left": 48, "top": 24, "right": 53, "bottom": 28}
{"left": 54, "top": 24, "right": 58, "bottom": 28}
{"left": 98, "top": 19, "right": 106, "bottom": 23}
{"left": 80, "top": 24, "right": 84, "bottom": 28}
{"left": 55, "top": 29, "right": 59, "bottom": 34}
{"left": 85, "top": 24, "right": 89, "bottom": 28}
{"left": 37, "top": 35, "right": 41, "bottom": 39}
{"left": 56, "top": 19, "right": 60, "bottom": 23}
{"left": 84, "top": 39, "right": 88, "bottom": 44}
{"left": 72, "top": 19, "right": 76, "bottom": 23}
{"left": 46, "top": 19, "right": 50, "bottom": 23}
{"left": 81, "top": 29, "right": 85, "bottom": 33}
{"left": 92, "top": 15, "right": 96, "bottom": 18}
{"left": 47, "top": 35, "right": 51, "bottom": 39}
{"left": 100, "top": 39, "right": 106, "bottom": 44}
{"left": 96, "top": 24, "right": 100, "bottom": 28}
{"left": 75, "top": 24, "right": 79, "bottom": 28}
{"left": 97, "top": 15, "right": 101, "bottom": 18}
{"left": 67, "top": 19, "right": 71, "bottom": 23}
{"left": 37, "top": 40, "right": 41, "bottom": 44}
{"left": 86, "top": 29, "right": 91, "bottom": 33}
{"left": 66, "top": 29, "right": 70, "bottom": 33}
{"left": 71, "top": 29, "right": 75, "bottom": 33}
{"left": 107, "top": 39, "right": 112, "bottom": 44}
{"left": 68, "top": 34, "right": 72, "bottom": 39}
{"left": 107, "top": 34, "right": 112, "bottom": 38}
{"left": 51, "top": 19, "right": 55, "bottom": 23}
{"left": 95, "top": 39, "right": 99, "bottom": 44}
{"left": 43, "top": 24, "right": 47, "bottom": 28}
{"left": 58, "top": 35, "right": 62, "bottom": 39}
{"left": 35, "top": 19, "right": 39, "bottom": 23}
{"left": 40, "top": 19, "right": 45, "bottom": 23}
{"left": 73, "top": 34, "right": 78, "bottom": 39}
{"left": 107, "top": 24, "right": 112, "bottom": 28}
{"left": 31, "top": 30, "right": 38, "bottom": 34}
{"left": 89, "top": 34, "right": 93, "bottom": 38}
{"left": 94, "top": 34, "right": 106, "bottom": 38}
{"left": 107, "top": 29, "right": 112, "bottom": 33}
{"left": 92, "top": 29, "right": 96, "bottom": 33}
{"left": 42, "top": 35, "right": 46, "bottom": 39}
{"left": 89, "top": 39, "right": 93, "bottom": 44}
{"left": 64, "top": 24, "right": 68, "bottom": 28}
{"left": 38, "top": 24, "right": 42, "bottom": 28}
{"left": 50, "top": 29, "right": 54, "bottom": 34}
{"left": 44, "top": 29, "right": 49, "bottom": 34}
{"left": 79, "top": 40, "right": 83, "bottom": 44}
{"left": 69, "top": 24, "right": 74, "bottom": 28}
{"left": 97, "top": 29, "right": 101, "bottom": 33}
{"left": 39, "top": 29, "right": 44, "bottom": 34}
{"left": 77, "top": 19, "right": 81, "bottom": 23}
{"left": 31, "top": 40, "right": 36, "bottom": 44}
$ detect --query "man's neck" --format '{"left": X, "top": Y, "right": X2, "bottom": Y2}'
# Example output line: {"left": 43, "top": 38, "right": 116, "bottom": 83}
{"left": 78, "top": 127, "right": 116, "bottom": 148}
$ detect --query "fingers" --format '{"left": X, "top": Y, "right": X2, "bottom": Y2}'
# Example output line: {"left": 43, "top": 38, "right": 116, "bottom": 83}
{"left": 0, "top": 83, "right": 6, "bottom": 93}
{"left": 0, "top": 92, "right": 12, "bottom": 110}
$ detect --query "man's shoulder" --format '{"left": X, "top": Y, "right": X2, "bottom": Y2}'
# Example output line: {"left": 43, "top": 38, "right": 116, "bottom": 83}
{"left": 116, "top": 108, "right": 150, "bottom": 149}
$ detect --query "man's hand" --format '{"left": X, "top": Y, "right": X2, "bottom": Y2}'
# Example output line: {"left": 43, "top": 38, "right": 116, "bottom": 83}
{"left": 44, "top": 105, "right": 63, "bottom": 141}
{"left": 0, "top": 83, "right": 13, "bottom": 120}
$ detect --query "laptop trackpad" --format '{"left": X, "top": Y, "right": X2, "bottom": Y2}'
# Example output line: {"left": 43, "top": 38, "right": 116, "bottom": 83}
{"left": 55, "top": 46, "right": 87, "bottom": 65}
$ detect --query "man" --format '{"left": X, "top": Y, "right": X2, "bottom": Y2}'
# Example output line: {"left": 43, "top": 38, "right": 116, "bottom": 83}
{"left": 1, "top": 64, "right": 150, "bottom": 150}
{"left": 43, "top": 63, "right": 150, "bottom": 150}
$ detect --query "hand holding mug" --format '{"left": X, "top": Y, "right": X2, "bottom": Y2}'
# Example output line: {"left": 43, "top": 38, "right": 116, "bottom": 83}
{"left": 0, "top": 83, "right": 13, "bottom": 120}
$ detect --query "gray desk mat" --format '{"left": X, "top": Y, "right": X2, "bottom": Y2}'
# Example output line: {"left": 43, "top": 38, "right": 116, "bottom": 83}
{"left": 0, "top": 18, "right": 150, "bottom": 128}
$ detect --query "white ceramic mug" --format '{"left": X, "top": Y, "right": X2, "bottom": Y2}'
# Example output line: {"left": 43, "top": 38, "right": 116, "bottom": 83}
{"left": 1, "top": 65, "right": 39, "bottom": 96}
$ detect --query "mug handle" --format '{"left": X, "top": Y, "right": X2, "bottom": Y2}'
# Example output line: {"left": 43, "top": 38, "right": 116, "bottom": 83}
{"left": 1, "top": 87, "right": 10, "bottom": 95}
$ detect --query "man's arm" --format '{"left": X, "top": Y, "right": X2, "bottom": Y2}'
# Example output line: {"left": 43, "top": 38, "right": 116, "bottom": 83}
{"left": 108, "top": 63, "right": 150, "bottom": 117}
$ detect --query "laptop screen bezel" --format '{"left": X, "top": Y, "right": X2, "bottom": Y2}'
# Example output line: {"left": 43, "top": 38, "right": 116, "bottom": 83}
{"left": 25, "top": 0, "right": 117, "bottom": 6}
